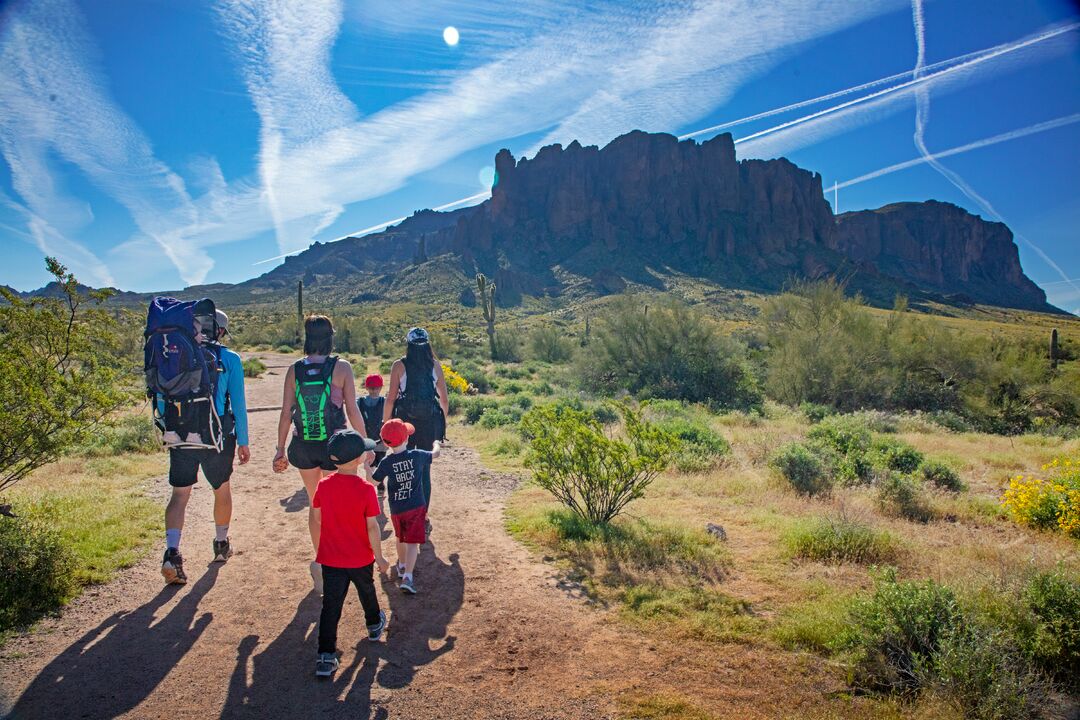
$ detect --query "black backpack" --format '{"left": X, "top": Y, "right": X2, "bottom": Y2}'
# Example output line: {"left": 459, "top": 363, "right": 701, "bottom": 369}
{"left": 357, "top": 396, "right": 385, "bottom": 440}
{"left": 291, "top": 357, "right": 346, "bottom": 441}
{"left": 395, "top": 354, "right": 439, "bottom": 420}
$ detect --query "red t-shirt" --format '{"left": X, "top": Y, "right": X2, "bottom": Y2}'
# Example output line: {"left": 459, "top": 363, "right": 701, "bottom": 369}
{"left": 312, "top": 472, "right": 380, "bottom": 568}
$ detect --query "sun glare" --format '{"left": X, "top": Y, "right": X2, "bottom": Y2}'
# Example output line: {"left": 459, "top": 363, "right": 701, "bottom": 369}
{"left": 443, "top": 26, "right": 460, "bottom": 46}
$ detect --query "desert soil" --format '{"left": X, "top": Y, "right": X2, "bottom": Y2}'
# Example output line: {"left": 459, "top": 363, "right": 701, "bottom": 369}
{"left": 0, "top": 356, "right": 844, "bottom": 720}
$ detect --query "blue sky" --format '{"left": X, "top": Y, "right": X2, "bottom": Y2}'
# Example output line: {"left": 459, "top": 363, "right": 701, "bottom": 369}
{"left": 1, "top": 0, "right": 1078, "bottom": 310}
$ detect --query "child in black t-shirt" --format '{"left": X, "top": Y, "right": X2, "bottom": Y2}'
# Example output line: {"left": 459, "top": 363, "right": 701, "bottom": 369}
{"left": 358, "top": 374, "right": 387, "bottom": 494}
{"left": 372, "top": 418, "right": 440, "bottom": 594}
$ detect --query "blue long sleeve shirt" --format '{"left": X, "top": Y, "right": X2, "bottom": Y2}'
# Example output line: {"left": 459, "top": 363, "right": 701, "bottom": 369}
{"left": 155, "top": 344, "right": 249, "bottom": 446}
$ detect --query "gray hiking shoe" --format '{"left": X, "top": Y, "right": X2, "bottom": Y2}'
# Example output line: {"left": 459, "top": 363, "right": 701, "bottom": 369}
{"left": 399, "top": 576, "right": 416, "bottom": 595}
{"left": 212, "top": 538, "right": 232, "bottom": 563}
{"left": 161, "top": 548, "right": 187, "bottom": 585}
{"left": 314, "top": 652, "right": 339, "bottom": 678}
{"left": 367, "top": 610, "right": 386, "bottom": 641}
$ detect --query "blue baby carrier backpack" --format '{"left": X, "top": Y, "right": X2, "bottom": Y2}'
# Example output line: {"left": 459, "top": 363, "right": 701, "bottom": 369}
{"left": 143, "top": 296, "right": 223, "bottom": 451}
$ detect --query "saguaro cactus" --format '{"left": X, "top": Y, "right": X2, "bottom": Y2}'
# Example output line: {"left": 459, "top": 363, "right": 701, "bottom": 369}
{"left": 1051, "top": 328, "right": 1059, "bottom": 370}
{"left": 476, "top": 273, "right": 497, "bottom": 359}
{"left": 296, "top": 280, "right": 304, "bottom": 347}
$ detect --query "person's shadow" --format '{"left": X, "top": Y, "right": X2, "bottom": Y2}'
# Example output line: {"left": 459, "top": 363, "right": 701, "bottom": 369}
{"left": 278, "top": 488, "right": 308, "bottom": 513}
{"left": 8, "top": 566, "right": 219, "bottom": 719}
{"left": 220, "top": 542, "right": 463, "bottom": 718}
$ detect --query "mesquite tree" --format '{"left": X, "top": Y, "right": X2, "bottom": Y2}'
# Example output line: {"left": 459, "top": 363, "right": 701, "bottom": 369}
{"left": 476, "top": 273, "right": 497, "bottom": 359}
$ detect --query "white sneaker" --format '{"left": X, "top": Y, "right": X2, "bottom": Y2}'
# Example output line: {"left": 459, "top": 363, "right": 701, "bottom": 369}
{"left": 162, "top": 431, "right": 182, "bottom": 446}
{"left": 310, "top": 561, "right": 323, "bottom": 595}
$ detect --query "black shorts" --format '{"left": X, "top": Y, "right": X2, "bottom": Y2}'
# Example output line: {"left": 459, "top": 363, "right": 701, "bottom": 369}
{"left": 288, "top": 437, "right": 336, "bottom": 471}
{"left": 169, "top": 433, "right": 236, "bottom": 490}
{"left": 394, "top": 406, "right": 446, "bottom": 451}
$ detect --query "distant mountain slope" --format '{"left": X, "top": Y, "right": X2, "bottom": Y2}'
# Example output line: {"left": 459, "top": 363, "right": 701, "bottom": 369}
{"left": 234, "top": 130, "right": 1055, "bottom": 313}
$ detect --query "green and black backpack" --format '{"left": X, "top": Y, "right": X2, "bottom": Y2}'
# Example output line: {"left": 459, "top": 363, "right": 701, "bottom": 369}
{"left": 291, "top": 357, "right": 346, "bottom": 441}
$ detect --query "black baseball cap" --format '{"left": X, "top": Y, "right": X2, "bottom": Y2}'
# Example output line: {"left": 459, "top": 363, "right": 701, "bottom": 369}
{"left": 327, "top": 429, "right": 376, "bottom": 464}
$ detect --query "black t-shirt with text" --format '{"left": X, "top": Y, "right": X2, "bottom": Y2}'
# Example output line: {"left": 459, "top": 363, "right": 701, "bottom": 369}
{"left": 373, "top": 449, "right": 432, "bottom": 514}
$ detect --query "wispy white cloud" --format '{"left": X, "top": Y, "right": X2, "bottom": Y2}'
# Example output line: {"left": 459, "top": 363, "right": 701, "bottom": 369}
{"left": 0, "top": 0, "right": 211, "bottom": 285}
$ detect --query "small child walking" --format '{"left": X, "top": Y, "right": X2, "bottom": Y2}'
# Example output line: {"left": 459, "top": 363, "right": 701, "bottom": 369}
{"left": 312, "top": 429, "right": 390, "bottom": 678}
{"left": 357, "top": 374, "right": 388, "bottom": 495}
{"left": 373, "top": 419, "right": 440, "bottom": 595}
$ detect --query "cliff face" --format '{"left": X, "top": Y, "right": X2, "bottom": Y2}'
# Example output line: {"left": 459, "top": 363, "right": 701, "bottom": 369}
{"left": 250, "top": 129, "right": 1053, "bottom": 312}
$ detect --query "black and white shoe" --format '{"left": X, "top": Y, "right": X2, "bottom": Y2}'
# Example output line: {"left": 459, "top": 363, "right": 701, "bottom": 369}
{"left": 212, "top": 538, "right": 232, "bottom": 563}
{"left": 315, "top": 652, "right": 339, "bottom": 678}
{"left": 367, "top": 610, "right": 387, "bottom": 641}
{"left": 161, "top": 548, "right": 187, "bottom": 585}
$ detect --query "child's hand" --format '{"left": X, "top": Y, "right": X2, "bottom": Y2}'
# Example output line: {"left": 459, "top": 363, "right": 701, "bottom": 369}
{"left": 272, "top": 448, "right": 288, "bottom": 473}
{"left": 376, "top": 556, "right": 390, "bottom": 575}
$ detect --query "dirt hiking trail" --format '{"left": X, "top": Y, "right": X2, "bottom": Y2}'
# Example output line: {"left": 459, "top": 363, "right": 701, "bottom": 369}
{"left": 0, "top": 358, "right": 839, "bottom": 719}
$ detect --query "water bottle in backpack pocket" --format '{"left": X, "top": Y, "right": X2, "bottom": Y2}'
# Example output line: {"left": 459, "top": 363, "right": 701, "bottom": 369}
{"left": 144, "top": 296, "right": 223, "bottom": 451}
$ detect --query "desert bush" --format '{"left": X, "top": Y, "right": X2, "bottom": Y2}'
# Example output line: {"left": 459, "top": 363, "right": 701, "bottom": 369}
{"left": 926, "top": 410, "right": 976, "bottom": 433}
{"left": 479, "top": 405, "right": 524, "bottom": 429}
{"left": 460, "top": 397, "right": 500, "bottom": 424}
{"left": 276, "top": 343, "right": 296, "bottom": 354}
{"left": 769, "top": 442, "right": 831, "bottom": 496}
{"left": 868, "top": 436, "right": 924, "bottom": 473}
{"left": 784, "top": 516, "right": 896, "bottom": 564}
{"left": 800, "top": 402, "right": 835, "bottom": 423}
{"left": 528, "top": 325, "right": 574, "bottom": 363}
{"left": 0, "top": 515, "right": 78, "bottom": 632}
{"left": 456, "top": 361, "right": 493, "bottom": 394}
{"left": 520, "top": 403, "right": 673, "bottom": 524}
{"left": 493, "top": 333, "right": 522, "bottom": 362}
{"left": 242, "top": 357, "right": 267, "bottom": 378}
{"left": 876, "top": 473, "right": 934, "bottom": 523}
{"left": 495, "top": 364, "right": 528, "bottom": 379}
{"left": 1000, "top": 455, "right": 1080, "bottom": 538}
{"left": 919, "top": 460, "right": 964, "bottom": 492}
{"left": 490, "top": 437, "right": 524, "bottom": 457}
{"left": 654, "top": 416, "right": 729, "bottom": 473}
{"left": 531, "top": 381, "right": 555, "bottom": 396}
{"left": 70, "top": 415, "right": 159, "bottom": 457}
{"left": 578, "top": 297, "right": 762, "bottom": 411}
{"left": 0, "top": 259, "right": 135, "bottom": 492}
{"left": 1021, "top": 568, "right": 1080, "bottom": 690}
{"left": 850, "top": 410, "right": 900, "bottom": 434}
{"left": 807, "top": 415, "right": 874, "bottom": 485}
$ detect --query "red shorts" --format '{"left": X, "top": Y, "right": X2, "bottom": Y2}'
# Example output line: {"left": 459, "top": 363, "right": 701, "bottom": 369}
{"left": 391, "top": 506, "right": 427, "bottom": 544}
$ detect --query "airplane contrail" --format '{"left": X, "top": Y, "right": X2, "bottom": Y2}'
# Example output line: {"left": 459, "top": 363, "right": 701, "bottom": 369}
{"left": 836, "top": 113, "right": 1080, "bottom": 189}
{"left": 252, "top": 22, "right": 1078, "bottom": 268}
{"left": 733, "top": 21, "right": 1078, "bottom": 147}
{"left": 907, "top": 1, "right": 1080, "bottom": 302}
{"left": 252, "top": 191, "right": 489, "bottom": 266}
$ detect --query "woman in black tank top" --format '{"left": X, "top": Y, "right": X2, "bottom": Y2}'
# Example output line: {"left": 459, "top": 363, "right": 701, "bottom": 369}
{"left": 384, "top": 327, "right": 449, "bottom": 451}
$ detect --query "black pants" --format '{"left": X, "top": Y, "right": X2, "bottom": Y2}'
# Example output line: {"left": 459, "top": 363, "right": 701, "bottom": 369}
{"left": 318, "top": 564, "right": 381, "bottom": 654}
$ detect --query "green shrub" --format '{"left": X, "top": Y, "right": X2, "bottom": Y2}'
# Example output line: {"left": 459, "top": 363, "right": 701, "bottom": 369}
{"left": 800, "top": 402, "right": 835, "bottom": 423}
{"left": 69, "top": 415, "right": 159, "bottom": 457}
{"left": 479, "top": 406, "right": 523, "bottom": 429}
{"left": 578, "top": 297, "right": 762, "bottom": 411}
{"left": 490, "top": 437, "right": 524, "bottom": 457}
{"left": 0, "top": 515, "right": 78, "bottom": 632}
{"left": 508, "top": 394, "right": 533, "bottom": 410}
{"left": 591, "top": 403, "right": 619, "bottom": 425}
{"left": 275, "top": 343, "right": 295, "bottom": 354}
{"left": 460, "top": 397, "right": 500, "bottom": 424}
{"left": 868, "top": 436, "right": 924, "bottom": 473}
{"left": 528, "top": 326, "right": 574, "bottom": 363}
{"left": 783, "top": 517, "right": 896, "bottom": 564}
{"left": 1022, "top": 569, "right": 1080, "bottom": 689}
{"left": 919, "top": 460, "right": 964, "bottom": 492}
{"left": 654, "top": 417, "right": 729, "bottom": 474}
{"left": 493, "top": 333, "right": 522, "bottom": 362}
{"left": 532, "top": 381, "right": 555, "bottom": 396}
{"left": 849, "top": 568, "right": 963, "bottom": 693}
{"left": 807, "top": 416, "right": 874, "bottom": 485}
{"left": 495, "top": 364, "right": 528, "bottom": 379}
{"left": 876, "top": 473, "right": 934, "bottom": 523}
{"left": 769, "top": 442, "right": 831, "bottom": 496}
{"left": 520, "top": 403, "right": 673, "bottom": 524}
{"left": 926, "top": 410, "right": 975, "bottom": 433}
{"left": 378, "top": 358, "right": 393, "bottom": 374}
{"left": 241, "top": 357, "right": 267, "bottom": 378}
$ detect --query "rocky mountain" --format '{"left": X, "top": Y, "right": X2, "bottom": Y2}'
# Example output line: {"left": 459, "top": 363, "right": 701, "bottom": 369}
{"left": 243, "top": 130, "right": 1054, "bottom": 312}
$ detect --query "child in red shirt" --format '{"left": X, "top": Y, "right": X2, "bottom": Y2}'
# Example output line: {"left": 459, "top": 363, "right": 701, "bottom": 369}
{"left": 312, "top": 429, "right": 390, "bottom": 678}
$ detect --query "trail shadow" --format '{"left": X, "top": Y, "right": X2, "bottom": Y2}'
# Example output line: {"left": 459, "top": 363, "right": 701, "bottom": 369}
{"left": 279, "top": 488, "right": 308, "bottom": 513}
{"left": 220, "top": 542, "right": 463, "bottom": 719}
{"left": 9, "top": 566, "right": 219, "bottom": 720}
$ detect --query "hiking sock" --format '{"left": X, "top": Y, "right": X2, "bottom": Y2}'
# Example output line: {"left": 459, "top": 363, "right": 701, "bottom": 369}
{"left": 166, "top": 528, "right": 181, "bottom": 551}
{"left": 215, "top": 525, "right": 229, "bottom": 542}
{"left": 403, "top": 572, "right": 413, "bottom": 583}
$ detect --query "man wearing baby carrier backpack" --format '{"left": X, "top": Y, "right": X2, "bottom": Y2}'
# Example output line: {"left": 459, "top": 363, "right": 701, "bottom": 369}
{"left": 145, "top": 298, "right": 250, "bottom": 585}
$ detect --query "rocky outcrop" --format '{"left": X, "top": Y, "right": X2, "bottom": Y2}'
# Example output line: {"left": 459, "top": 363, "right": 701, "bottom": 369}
{"left": 248, "top": 129, "right": 1053, "bottom": 313}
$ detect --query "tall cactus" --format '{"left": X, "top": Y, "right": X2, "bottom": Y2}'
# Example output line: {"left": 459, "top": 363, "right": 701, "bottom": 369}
{"left": 1051, "top": 328, "right": 1059, "bottom": 370}
{"left": 476, "top": 273, "right": 497, "bottom": 359}
{"left": 296, "top": 280, "right": 304, "bottom": 347}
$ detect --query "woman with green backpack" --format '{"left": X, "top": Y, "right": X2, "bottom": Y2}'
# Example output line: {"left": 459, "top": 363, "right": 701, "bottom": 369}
{"left": 272, "top": 315, "right": 370, "bottom": 594}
